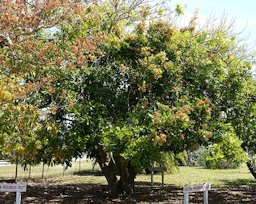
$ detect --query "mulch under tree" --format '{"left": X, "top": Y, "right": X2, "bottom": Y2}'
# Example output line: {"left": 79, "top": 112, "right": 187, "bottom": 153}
{"left": 0, "top": 180, "right": 256, "bottom": 204}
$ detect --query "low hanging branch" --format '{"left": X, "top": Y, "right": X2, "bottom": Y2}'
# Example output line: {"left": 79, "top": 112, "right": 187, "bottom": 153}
{"left": 246, "top": 160, "right": 256, "bottom": 179}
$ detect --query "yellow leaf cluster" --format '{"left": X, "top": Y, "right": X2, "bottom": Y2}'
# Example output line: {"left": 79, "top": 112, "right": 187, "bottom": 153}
{"left": 0, "top": 90, "right": 13, "bottom": 101}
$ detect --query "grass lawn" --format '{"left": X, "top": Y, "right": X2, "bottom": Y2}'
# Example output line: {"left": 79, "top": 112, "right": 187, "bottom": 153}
{"left": 0, "top": 160, "right": 255, "bottom": 187}
{"left": 136, "top": 164, "right": 255, "bottom": 187}
{"left": 1, "top": 162, "right": 256, "bottom": 203}
{"left": 44, "top": 163, "right": 255, "bottom": 188}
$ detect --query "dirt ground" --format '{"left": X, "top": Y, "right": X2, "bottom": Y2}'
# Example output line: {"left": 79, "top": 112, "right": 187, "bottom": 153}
{"left": 0, "top": 179, "right": 256, "bottom": 204}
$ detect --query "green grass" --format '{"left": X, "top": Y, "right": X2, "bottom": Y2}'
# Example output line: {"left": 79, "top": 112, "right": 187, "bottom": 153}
{"left": 136, "top": 164, "right": 256, "bottom": 187}
{"left": 49, "top": 163, "right": 256, "bottom": 187}
{"left": 1, "top": 161, "right": 255, "bottom": 187}
{"left": 0, "top": 159, "right": 100, "bottom": 180}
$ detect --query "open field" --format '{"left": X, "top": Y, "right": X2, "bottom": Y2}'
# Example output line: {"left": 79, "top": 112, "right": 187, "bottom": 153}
{"left": 0, "top": 159, "right": 98, "bottom": 180}
{"left": 0, "top": 161, "right": 256, "bottom": 203}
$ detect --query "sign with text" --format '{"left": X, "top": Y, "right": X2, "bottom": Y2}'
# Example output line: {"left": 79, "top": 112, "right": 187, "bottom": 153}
{"left": 0, "top": 183, "right": 27, "bottom": 192}
{"left": 183, "top": 183, "right": 211, "bottom": 193}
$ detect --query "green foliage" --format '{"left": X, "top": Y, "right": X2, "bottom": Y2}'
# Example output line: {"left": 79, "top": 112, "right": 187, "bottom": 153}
{"left": 101, "top": 125, "right": 163, "bottom": 169}
{"left": 162, "top": 151, "right": 188, "bottom": 173}
{"left": 204, "top": 126, "right": 247, "bottom": 169}
{"left": 162, "top": 152, "right": 179, "bottom": 173}
{"left": 0, "top": 103, "right": 44, "bottom": 164}
{"left": 187, "top": 146, "right": 208, "bottom": 167}
{"left": 175, "top": 4, "right": 184, "bottom": 15}
{"left": 1, "top": 0, "right": 256, "bottom": 193}
{"left": 26, "top": 7, "right": 254, "bottom": 170}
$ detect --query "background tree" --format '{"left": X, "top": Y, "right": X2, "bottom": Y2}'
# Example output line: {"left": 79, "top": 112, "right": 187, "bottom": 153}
{"left": 0, "top": 0, "right": 87, "bottom": 165}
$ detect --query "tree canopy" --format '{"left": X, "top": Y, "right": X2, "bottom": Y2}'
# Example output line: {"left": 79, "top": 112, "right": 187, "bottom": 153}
{"left": 0, "top": 0, "right": 255, "bottom": 195}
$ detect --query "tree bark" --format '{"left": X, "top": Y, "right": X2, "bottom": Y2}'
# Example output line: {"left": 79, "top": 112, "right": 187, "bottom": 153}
{"left": 247, "top": 160, "right": 256, "bottom": 179}
{"left": 114, "top": 154, "right": 137, "bottom": 195}
{"left": 95, "top": 145, "right": 137, "bottom": 196}
{"left": 95, "top": 145, "right": 118, "bottom": 195}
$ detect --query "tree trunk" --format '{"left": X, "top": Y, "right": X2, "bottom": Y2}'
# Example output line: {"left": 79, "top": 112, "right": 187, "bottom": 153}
{"left": 113, "top": 154, "right": 137, "bottom": 195}
{"left": 247, "top": 160, "right": 256, "bottom": 179}
{"left": 95, "top": 145, "right": 137, "bottom": 196}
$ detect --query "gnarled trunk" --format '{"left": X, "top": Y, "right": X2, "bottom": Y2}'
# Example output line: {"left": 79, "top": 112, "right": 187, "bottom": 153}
{"left": 113, "top": 154, "right": 137, "bottom": 195}
{"left": 95, "top": 145, "right": 137, "bottom": 196}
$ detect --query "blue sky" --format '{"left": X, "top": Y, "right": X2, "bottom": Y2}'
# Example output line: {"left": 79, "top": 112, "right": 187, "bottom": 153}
{"left": 170, "top": 0, "right": 256, "bottom": 44}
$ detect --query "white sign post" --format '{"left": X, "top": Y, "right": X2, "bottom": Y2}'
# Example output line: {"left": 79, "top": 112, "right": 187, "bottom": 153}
{"left": 0, "top": 182, "right": 27, "bottom": 204}
{"left": 183, "top": 183, "right": 211, "bottom": 204}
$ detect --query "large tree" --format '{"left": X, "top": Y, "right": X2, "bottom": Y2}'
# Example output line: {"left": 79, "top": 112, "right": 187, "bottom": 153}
{"left": 1, "top": 0, "right": 255, "bottom": 195}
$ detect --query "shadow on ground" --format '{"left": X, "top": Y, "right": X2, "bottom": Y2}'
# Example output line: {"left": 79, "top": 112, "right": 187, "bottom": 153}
{"left": 73, "top": 170, "right": 104, "bottom": 176}
{"left": 219, "top": 178, "right": 256, "bottom": 187}
{"left": 0, "top": 179, "right": 256, "bottom": 203}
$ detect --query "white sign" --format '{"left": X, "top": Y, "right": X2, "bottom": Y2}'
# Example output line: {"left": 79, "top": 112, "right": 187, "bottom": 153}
{"left": 183, "top": 183, "right": 211, "bottom": 193}
{"left": 0, "top": 183, "right": 27, "bottom": 192}
{"left": 183, "top": 183, "right": 211, "bottom": 204}
{"left": 0, "top": 183, "right": 27, "bottom": 204}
